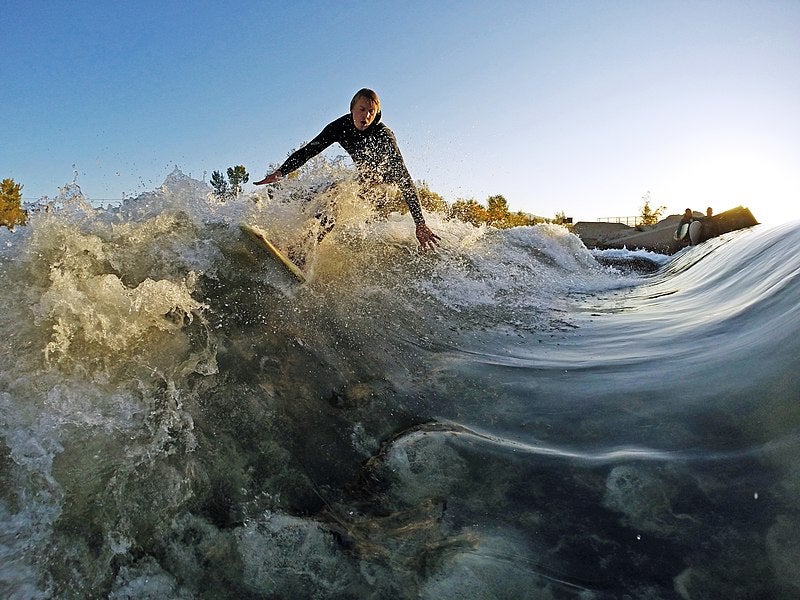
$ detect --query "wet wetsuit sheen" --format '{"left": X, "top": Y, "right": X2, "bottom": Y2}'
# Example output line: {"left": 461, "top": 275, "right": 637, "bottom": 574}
{"left": 277, "top": 112, "right": 425, "bottom": 225}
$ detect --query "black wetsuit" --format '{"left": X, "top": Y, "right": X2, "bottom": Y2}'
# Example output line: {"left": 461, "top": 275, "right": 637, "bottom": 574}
{"left": 277, "top": 112, "right": 425, "bottom": 225}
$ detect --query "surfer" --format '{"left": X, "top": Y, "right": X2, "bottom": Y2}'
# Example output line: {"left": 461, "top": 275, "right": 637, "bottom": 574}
{"left": 676, "top": 208, "right": 705, "bottom": 246}
{"left": 675, "top": 208, "right": 695, "bottom": 244}
{"left": 254, "top": 88, "right": 441, "bottom": 252}
{"left": 701, "top": 206, "right": 717, "bottom": 239}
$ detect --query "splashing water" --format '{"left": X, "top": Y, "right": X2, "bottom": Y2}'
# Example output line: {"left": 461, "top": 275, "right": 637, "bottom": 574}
{"left": 1, "top": 167, "right": 798, "bottom": 598}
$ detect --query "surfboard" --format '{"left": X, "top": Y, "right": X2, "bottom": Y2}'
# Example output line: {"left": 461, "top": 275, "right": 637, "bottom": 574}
{"left": 688, "top": 220, "right": 702, "bottom": 245}
{"left": 674, "top": 223, "right": 689, "bottom": 241}
{"left": 240, "top": 223, "right": 306, "bottom": 283}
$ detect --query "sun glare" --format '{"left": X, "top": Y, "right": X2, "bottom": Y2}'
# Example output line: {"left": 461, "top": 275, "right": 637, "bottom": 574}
{"left": 663, "top": 144, "right": 799, "bottom": 225}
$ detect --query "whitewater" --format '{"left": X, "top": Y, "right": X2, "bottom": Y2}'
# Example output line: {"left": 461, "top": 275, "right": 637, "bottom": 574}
{"left": 1, "top": 167, "right": 798, "bottom": 599}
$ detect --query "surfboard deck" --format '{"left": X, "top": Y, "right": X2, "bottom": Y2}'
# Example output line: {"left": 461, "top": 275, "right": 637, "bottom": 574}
{"left": 674, "top": 223, "right": 689, "bottom": 241}
{"left": 240, "top": 223, "right": 306, "bottom": 283}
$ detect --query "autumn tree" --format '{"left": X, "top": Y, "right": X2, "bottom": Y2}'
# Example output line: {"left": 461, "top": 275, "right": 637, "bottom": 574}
{"left": 448, "top": 193, "right": 544, "bottom": 228}
{"left": 506, "top": 211, "right": 539, "bottom": 227}
{"left": 553, "top": 210, "right": 570, "bottom": 225}
{"left": 449, "top": 198, "right": 486, "bottom": 226}
{"left": 415, "top": 181, "right": 448, "bottom": 213}
{"left": 0, "top": 178, "right": 26, "bottom": 229}
{"left": 485, "top": 194, "right": 510, "bottom": 226}
{"left": 639, "top": 191, "right": 666, "bottom": 226}
{"left": 509, "top": 212, "right": 525, "bottom": 227}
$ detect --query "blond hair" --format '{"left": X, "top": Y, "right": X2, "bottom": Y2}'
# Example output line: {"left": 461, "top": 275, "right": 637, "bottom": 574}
{"left": 350, "top": 88, "right": 381, "bottom": 112}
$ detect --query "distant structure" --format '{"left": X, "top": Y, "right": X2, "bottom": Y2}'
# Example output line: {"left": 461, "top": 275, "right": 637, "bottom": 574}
{"left": 596, "top": 216, "right": 641, "bottom": 227}
{"left": 573, "top": 206, "right": 758, "bottom": 254}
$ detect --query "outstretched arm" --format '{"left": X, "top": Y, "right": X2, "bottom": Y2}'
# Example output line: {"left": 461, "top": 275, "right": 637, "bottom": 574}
{"left": 253, "top": 117, "right": 343, "bottom": 186}
{"left": 379, "top": 129, "right": 441, "bottom": 250}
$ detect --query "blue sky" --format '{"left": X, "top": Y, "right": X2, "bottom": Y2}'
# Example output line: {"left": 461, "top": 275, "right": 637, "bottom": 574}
{"left": 3, "top": 1, "right": 799, "bottom": 224}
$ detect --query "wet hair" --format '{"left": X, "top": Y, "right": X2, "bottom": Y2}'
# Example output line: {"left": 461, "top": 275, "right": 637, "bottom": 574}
{"left": 350, "top": 88, "right": 381, "bottom": 112}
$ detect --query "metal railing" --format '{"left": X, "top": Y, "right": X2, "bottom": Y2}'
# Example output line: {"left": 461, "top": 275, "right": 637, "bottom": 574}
{"left": 596, "top": 216, "right": 640, "bottom": 226}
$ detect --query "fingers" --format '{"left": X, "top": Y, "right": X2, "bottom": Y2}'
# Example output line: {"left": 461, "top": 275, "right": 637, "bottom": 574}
{"left": 416, "top": 225, "right": 441, "bottom": 251}
{"left": 254, "top": 171, "right": 282, "bottom": 185}
{"left": 423, "top": 234, "right": 441, "bottom": 249}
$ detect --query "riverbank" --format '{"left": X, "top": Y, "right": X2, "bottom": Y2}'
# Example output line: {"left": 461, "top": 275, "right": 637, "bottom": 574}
{"left": 573, "top": 206, "right": 758, "bottom": 253}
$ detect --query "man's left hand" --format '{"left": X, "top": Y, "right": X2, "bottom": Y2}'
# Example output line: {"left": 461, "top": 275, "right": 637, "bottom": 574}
{"left": 416, "top": 223, "right": 441, "bottom": 251}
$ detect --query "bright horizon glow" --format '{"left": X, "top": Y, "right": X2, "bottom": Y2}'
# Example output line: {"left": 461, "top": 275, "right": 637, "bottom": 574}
{"left": 3, "top": 1, "right": 799, "bottom": 225}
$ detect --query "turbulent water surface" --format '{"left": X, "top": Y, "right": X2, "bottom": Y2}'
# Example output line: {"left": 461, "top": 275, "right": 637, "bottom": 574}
{"left": 1, "top": 169, "right": 798, "bottom": 599}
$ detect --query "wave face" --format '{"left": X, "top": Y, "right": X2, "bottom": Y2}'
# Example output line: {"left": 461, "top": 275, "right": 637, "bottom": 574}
{"left": 1, "top": 169, "right": 798, "bottom": 599}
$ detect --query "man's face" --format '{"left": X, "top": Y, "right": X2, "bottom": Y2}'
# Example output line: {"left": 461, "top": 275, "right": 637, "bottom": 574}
{"left": 351, "top": 97, "right": 378, "bottom": 131}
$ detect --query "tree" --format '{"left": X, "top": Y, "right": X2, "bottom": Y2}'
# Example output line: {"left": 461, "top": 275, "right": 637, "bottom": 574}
{"left": 0, "top": 178, "right": 26, "bottom": 229}
{"left": 639, "top": 191, "right": 666, "bottom": 227}
{"left": 227, "top": 165, "right": 249, "bottom": 196}
{"left": 485, "top": 194, "right": 510, "bottom": 226}
{"left": 449, "top": 198, "right": 486, "bottom": 226}
{"left": 210, "top": 171, "right": 228, "bottom": 198}
{"left": 448, "top": 194, "right": 543, "bottom": 228}
{"left": 211, "top": 165, "right": 249, "bottom": 200}
{"left": 415, "top": 181, "right": 448, "bottom": 213}
{"left": 553, "top": 210, "right": 570, "bottom": 225}
{"left": 506, "top": 210, "right": 540, "bottom": 227}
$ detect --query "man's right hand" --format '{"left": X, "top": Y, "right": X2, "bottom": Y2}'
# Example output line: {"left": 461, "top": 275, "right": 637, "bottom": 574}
{"left": 253, "top": 170, "right": 282, "bottom": 185}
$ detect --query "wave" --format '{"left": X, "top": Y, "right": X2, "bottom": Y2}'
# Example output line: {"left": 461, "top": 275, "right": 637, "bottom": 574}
{"left": 1, "top": 169, "right": 799, "bottom": 598}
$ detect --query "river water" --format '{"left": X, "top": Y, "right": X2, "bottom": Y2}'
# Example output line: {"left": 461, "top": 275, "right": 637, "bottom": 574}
{"left": 1, "top": 169, "right": 798, "bottom": 598}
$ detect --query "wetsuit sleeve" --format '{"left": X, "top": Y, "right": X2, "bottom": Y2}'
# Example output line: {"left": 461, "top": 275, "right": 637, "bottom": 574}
{"left": 277, "top": 118, "right": 343, "bottom": 175}
{"left": 380, "top": 128, "right": 425, "bottom": 225}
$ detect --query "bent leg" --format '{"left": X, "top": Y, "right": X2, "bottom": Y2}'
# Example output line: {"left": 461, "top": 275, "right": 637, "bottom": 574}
{"left": 287, "top": 196, "right": 338, "bottom": 268}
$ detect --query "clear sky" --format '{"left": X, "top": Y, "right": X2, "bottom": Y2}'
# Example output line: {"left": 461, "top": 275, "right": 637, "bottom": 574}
{"left": 3, "top": 0, "right": 799, "bottom": 224}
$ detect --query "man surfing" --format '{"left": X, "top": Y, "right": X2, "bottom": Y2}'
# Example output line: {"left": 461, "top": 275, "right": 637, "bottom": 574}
{"left": 254, "top": 88, "right": 440, "bottom": 251}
